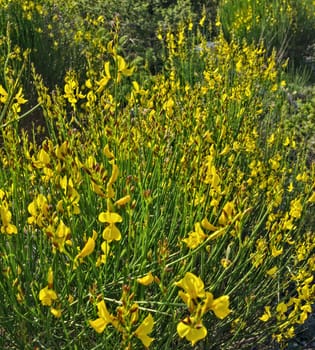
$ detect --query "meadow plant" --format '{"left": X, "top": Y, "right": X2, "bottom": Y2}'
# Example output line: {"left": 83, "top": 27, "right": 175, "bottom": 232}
{"left": 0, "top": 7, "right": 315, "bottom": 350}
{"left": 218, "top": 0, "right": 315, "bottom": 63}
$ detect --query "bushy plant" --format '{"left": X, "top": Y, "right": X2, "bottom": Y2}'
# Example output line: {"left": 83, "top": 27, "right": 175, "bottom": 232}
{"left": 218, "top": 0, "right": 315, "bottom": 64}
{"left": 1, "top": 14, "right": 315, "bottom": 350}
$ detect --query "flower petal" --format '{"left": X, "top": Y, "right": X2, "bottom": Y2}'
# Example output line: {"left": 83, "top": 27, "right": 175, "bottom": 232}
{"left": 89, "top": 317, "right": 108, "bottom": 333}
{"left": 137, "top": 272, "right": 154, "bottom": 286}
{"left": 211, "top": 295, "right": 231, "bottom": 319}
{"left": 98, "top": 212, "right": 122, "bottom": 224}
{"left": 135, "top": 314, "right": 154, "bottom": 348}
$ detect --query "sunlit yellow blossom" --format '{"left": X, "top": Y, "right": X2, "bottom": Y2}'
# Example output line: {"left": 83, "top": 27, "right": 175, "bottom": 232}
{"left": 218, "top": 201, "right": 235, "bottom": 226}
{"left": 296, "top": 172, "right": 308, "bottom": 182}
{"left": 0, "top": 84, "right": 8, "bottom": 103}
{"left": 51, "top": 307, "right": 62, "bottom": 318}
{"left": 137, "top": 271, "right": 154, "bottom": 286}
{"left": 0, "top": 203, "right": 17, "bottom": 234}
{"left": 99, "top": 212, "right": 122, "bottom": 224}
{"left": 27, "top": 194, "right": 50, "bottom": 227}
{"left": 32, "top": 148, "right": 50, "bottom": 169}
{"left": 276, "top": 302, "right": 287, "bottom": 321}
{"left": 260, "top": 306, "right": 272, "bottom": 322}
{"left": 14, "top": 87, "right": 27, "bottom": 105}
{"left": 202, "top": 292, "right": 231, "bottom": 319}
{"left": 103, "top": 144, "right": 115, "bottom": 159}
{"left": 96, "top": 240, "right": 111, "bottom": 266}
{"left": 64, "top": 74, "right": 85, "bottom": 106}
{"left": 39, "top": 286, "right": 58, "bottom": 306}
{"left": 289, "top": 198, "right": 302, "bottom": 219}
{"left": 266, "top": 266, "right": 278, "bottom": 277}
{"left": 51, "top": 220, "right": 72, "bottom": 253}
{"left": 114, "top": 55, "right": 134, "bottom": 82}
{"left": 201, "top": 217, "right": 217, "bottom": 231}
{"left": 177, "top": 316, "right": 207, "bottom": 346}
{"left": 109, "top": 161, "right": 119, "bottom": 184}
{"left": 47, "top": 267, "right": 54, "bottom": 289}
{"left": 89, "top": 300, "right": 115, "bottom": 333}
{"left": 99, "top": 211, "right": 122, "bottom": 242}
{"left": 96, "top": 75, "right": 111, "bottom": 93}
{"left": 199, "top": 14, "right": 206, "bottom": 27}
{"left": 271, "top": 244, "right": 283, "bottom": 257}
{"left": 134, "top": 313, "right": 154, "bottom": 347}
{"left": 104, "top": 61, "right": 111, "bottom": 79}
{"left": 102, "top": 224, "right": 121, "bottom": 242}
{"left": 287, "top": 182, "right": 294, "bottom": 192}
{"left": 115, "top": 195, "right": 131, "bottom": 207}
{"left": 74, "top": 230, "right": 97, "bottom": 265}
{"left": 308, "top": 192, "right": 315, "bottom": 203}
{"left": 85, "top": 78, "right": 92, "bottom": 89}
{"left": 175, "top": 272, "right": 205, "bottom": 302}
{"left": 182, "top": 222, "right": 207, "bottom": 249}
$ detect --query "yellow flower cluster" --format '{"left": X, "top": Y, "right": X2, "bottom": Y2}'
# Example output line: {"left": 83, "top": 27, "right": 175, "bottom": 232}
{"left": 89, "top": 287, "right": 154, "bottom": 348}
{"left": 39, "top": 267, "right": 62, "bottom": 318}
{"left": 175, "top": 272, "right": 231, "bottom": 345}
{"left": 0, "top": 8, "right": 314, "bottom": 349}
{"left": 0, "top": 189, "right": 17, "bottom": 234}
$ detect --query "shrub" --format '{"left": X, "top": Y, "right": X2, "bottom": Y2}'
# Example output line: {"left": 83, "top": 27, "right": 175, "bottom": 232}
{"left": 1, "top": 16, "right": 315, "bottom": 349}
{"left": 218, "top": 0, "right": 315, "bottom": 64}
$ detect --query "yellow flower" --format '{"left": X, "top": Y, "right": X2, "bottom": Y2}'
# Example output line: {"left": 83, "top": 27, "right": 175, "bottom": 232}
{"left": 115, "top": 195, "right": 131, "bottom": 207}
{"left": 14, "top": 87, "right": 27, "bottom": 105}
{"left": 47, "top": 267, "right": 54, "bottom": 288}
{"left": 218, "top": 201, "right": 235, "bottom": 226}
{"left": 27, "top": 194, "right": 50, "bottom": 227}
{"left": 276, "top": 302, "right": 287, "bottom": 317}
{"left": 308, "top": 192, "right": 315, "bottom": 203}
{"left": 99, "top": 212, "right": 122, "bottom": 224}
{"left": 271, "top": 245, "right": 283, "bottom": 257}
{"left": 209, "top": 295, "right": 231, "bottom": 319}
{"left": 114, "top": 55, "right": 134, "bottom": 82}
{"left": 104, "top": 61, "right": 111, "bottom": 79}
{"left": 177, "top": 316, "right": 207, "bottom": 346}
{"left": 199, "top": 14, "right": 206, "bottom": 27}
{"left": 259, "top": 306, "right": 272, "bottom": 322}
{"left": 0, "top": 84, "right": 8, "bottom": 103}
{"left": 89, "top": 300, "right": 115, "bottom": 333}
{"left": 97, "top": 241, "right": 111, "bottom": 266}
{"left": 109, "top": 161, "right": 119, "bottom": 184}
{"left": 39, "top": 286, "right": 58, "bottom": 306}
{"left": 52, "top": 220, "right": 71, "bottom": 253}
{"left": 106, "top": 182, "right": 115, "bottom": 199}
{"left": 201, "top": 217, "right": 217, "bottom": 231}
{"left": 290, "top": 198, "right": 302, "bottom": 219}
{"left": 51, "top": 307, "right": 62, "bottom": 318}
{"left": 99, "top": 212, "right": 122, "bottom": 242}
{"left": 96, "top": 74, "right": 110, "bottom": 94}
{"left": 102, "top": 224, "right": 121, "bottom": 242}
{"left": 137, "top": 271, "right": 154, "bottom": 286}
{"left": 175, "top": 272, "right": 206, "bottom": 301}
{"left": 91, "top": 182, "right": 106, "bottom": 197}
{"left": 74, "top": 230, "right": 97, "bottom": 264}
{"left": 202, "top": 292, "right": 231, "bottom": 319}
{"left": 182, "top": 223, "right": 207, "bottom": 249}
{"left": 266, "top": 266, "right": 278, "bottom": 277}
{"left": 134, "top": 313, "right": 154, "bottom": 348}
{"left": 0, "top": 204, "right": 17, "bottom": 234}
{"left": 103, "top": 144, "right": 115, "bottom": 159}
{"left": 220, "top": 258, "right": 231, "bottom": 268}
